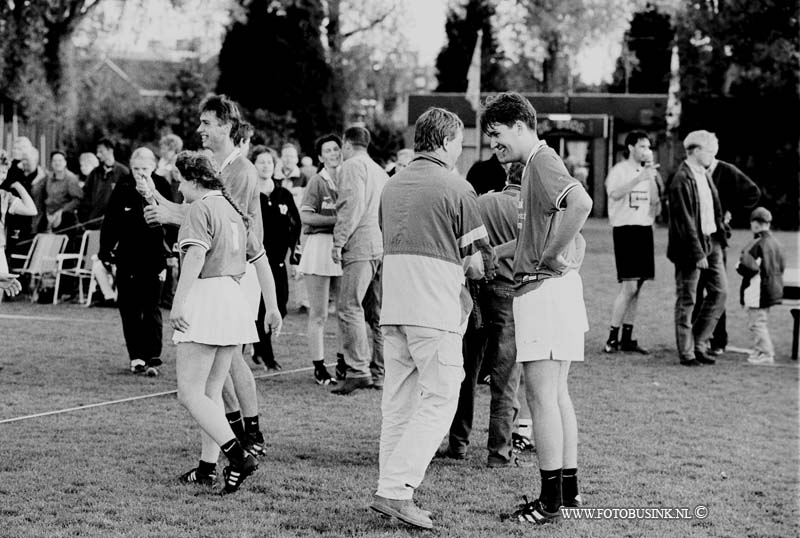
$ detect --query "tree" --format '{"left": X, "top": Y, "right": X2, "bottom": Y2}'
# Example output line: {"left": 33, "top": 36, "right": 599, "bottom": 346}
{"left": 0, "top": 1, "right": 104, "bottom": 130}
{"left": 435, "top": 0, "right": 507, "bottom": 93}
{"left": 608, "top": 4, "right": 674, "bottom": 93}
{"left": 217, "top": 0, "right": 341, "bottom": 153}
{"left": 674, "top": 0, "right": 799, "bottom": 229}
{"left": 166, "top": 59, "right": 210, "bottom": 148}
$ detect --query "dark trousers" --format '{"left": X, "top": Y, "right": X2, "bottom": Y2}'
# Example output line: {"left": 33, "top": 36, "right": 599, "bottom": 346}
{"left": 446, "top": 315, "right": 485, "bottom": 455}
{"left": 483, "top": 284, "right": 521, "bottom": 465}
{"left": 692, "top": 247, "right": 728, "bottom": 349}
{"left": 253, "top": 261, "right": 289, "bottom": 362}
{"left": 116, "top": 269, "right": 164, "bottom": 362}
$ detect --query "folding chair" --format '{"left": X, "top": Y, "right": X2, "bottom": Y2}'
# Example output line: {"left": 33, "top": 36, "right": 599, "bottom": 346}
{"left": 10, "top": 233, "right": 69, "bottom": 302}
{"left": 53, "top": 230, "right": 101, "bottom": 305}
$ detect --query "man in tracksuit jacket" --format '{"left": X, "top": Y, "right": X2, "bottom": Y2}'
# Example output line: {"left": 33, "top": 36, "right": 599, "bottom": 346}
{"left": 369, "top": 107, "right": 495, "bottom": 530}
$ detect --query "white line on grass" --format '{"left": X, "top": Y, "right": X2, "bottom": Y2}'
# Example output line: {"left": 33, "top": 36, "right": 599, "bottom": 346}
{"left": 0, "top": 364, "right": 324, "bottom": 425}
{"left": 0, "top": 314, "right": 336, "bottom": 340}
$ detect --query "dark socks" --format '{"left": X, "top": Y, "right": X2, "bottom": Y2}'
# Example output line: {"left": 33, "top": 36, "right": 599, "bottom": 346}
{"left": 607, "top": 326, "right": 620, "bottom": 344}
{"left": 562, "top": 467, "right": 579, "bottom": 504}
{"left": 198, "top": 459, "right": 216, "bottom": 476}
{"left": 621, "top": 324, "right": 634, "bottom": 344}
{"left": 226, "top": 411, "right": 245, "bottom": 442}
{"left": 244, "top": 415, "right": 259, "bottom": 436}
{"left": 220, "top": 438, "right": 246, "bottom": 466}
{"left": 539, "top": 468, "right": 562, "bottom": 513}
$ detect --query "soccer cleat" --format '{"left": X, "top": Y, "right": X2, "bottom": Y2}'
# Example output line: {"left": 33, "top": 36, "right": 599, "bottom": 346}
{"left": 243, "top": 431, "right": 267, "bottom": 458}
{"left": 145, "top": 366, "right": 159, "bottom": 377}
{"left": 708, "top": 347, "right": 725, "bottom": 357}
{"left": 603, "top": 340, "right": 619, "bottom": 353}
{"left": 179, "top": 467, "right": 217, "bottom": 487}
{"left": 222, "top": 454, "right": 258, "bottom": 493}
{"left": 335, "top": 356, "right": 348, "bottom": 381}
{"left": 509, "top": 497, "right": 562, "bottom": 525}
{"left": 512, "top": 433, "right": 535, "bottom": 453}
{"left": 130, "top": 359, "right": 146, "bottom": 374}
{"left": 314, "top": 366, "right": 337, "bottom": 386}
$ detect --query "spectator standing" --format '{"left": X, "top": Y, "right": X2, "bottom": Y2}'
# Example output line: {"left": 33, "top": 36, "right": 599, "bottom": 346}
{"left": 299, "top": 134, "right": 344, "bottom": 385}
{"left": 81, "top": 138, "right": 130, "bottom": 229}
{"left": 437, "top": 166, "right": 529, "bottom": 468}
{"left": 251, "top": 145, "right": 301, "bottom": 370}
{"left": 299, "top": 156, "right": 317, "bottom": 185}
{"left": 736, "top": 207, "right": 785, "bottom": 365}
{"left": 603, "top": 131, "right": 661, "bottom": 355}
{"left": 370, "top": 107, "right": 495, "bottom": 529}
{"left": 157, "top": 134, "right": 184, "bottom": 203}
{"left": 482, "top": 92, "right": 592, "bottom": 524}
{"left": 0, "top": 150, "right": 37, "bottom": 273}
{"left": 5, "top": 142, "right": 46, "bottom": 259}
{"left": 34, "top": 150, "right": 83, "bottom": 235}
{"left": 99, "top": 147, "right": 175, "bottom": 377}
{"left": 666, "top": 130, "right": 727, "bottom": 367}
{"left": 281, "top": 143, "right": 309, "bottom": 312}
{"left": 692, "top": 137, "right": 761, "bottom": 355}
{"left": 78, "top": 153, "right": 99, "bottom": 188}
{"left": 330, "top": 126, "right": 387, "bottom": 395}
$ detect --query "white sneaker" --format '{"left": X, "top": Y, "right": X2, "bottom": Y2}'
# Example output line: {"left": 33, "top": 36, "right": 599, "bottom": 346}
{"left": 130, "top": 359, "right": 147, "bottom": 373}
{"left": 747, "top": 354, "right": 775, "bottom": 365}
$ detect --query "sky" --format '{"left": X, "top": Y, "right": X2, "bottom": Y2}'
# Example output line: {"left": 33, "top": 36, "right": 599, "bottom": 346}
{"left": 83, "top": 0, "right": 621, "bottom": 86}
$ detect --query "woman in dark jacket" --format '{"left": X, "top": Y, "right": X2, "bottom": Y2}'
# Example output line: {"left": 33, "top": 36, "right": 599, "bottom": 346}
{"left": 99, "top": 147, "right": 175, "bottom": 376}
{"left": 250, "top": 145, "right": 301, "bottom": 369}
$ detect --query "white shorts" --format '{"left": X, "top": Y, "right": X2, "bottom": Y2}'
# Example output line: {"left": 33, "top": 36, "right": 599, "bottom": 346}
{"left": 173, "top": 276, "right": 258, "bottom": 346}
{"left": 240, "top": 262, "right": 260, "bottom": 320}
{"left": 299, "top": 233, "right": 342, "bottom": 277}
{"left": 513, "top": 270, "right": 588, "bottom": 362}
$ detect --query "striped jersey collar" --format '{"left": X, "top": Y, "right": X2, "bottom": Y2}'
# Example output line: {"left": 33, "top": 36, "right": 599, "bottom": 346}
{"left": 502, "top": 184, "right": 521, "bottom": 194}
{"left": 522, "top": 140, "right": 548, "bottom": 178}
{"left": 218, "top": 149, "right": 241, "bottom": 174}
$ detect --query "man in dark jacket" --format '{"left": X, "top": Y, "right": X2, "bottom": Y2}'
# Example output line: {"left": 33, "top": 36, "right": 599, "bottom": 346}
{"left": 667, "top": 130, "right": 727, "bottom": 367}
{"left": 81, "top": 138, "right": 130, "bottom": 229}
{"left": 99, "top": 147, "right": 174, "bottom": 376}
{"left": 691, "top": 140, "right": 761, "bottom": 354}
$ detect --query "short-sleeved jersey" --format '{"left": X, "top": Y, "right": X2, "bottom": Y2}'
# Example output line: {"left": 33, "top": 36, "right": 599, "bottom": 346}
{"left": 300, "top": 170, "right": 338, "bottom": 235}
{"left": 218, "top": 151, "right": 264, "bottom": 261}
{"left": 178, "top": 192, "right": 247, "bottom": 279}
{"left": 605, "top": 160, "right": 654, "bottom": 227}
{"left": 514, "top": 142, "right": 585, "bottom": 293}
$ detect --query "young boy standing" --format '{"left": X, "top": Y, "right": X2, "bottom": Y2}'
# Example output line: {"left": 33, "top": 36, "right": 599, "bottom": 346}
{"left": 736, "top": 207, "right": 785, "bottom": 365}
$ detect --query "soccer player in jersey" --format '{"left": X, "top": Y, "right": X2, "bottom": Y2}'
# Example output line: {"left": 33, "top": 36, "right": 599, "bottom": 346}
{"left": 481, "top": 92, "right": 593, "bottom": 524}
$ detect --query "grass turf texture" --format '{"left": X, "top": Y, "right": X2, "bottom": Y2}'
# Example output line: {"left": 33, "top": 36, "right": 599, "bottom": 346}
{"left": 0, "top": 219, "right": 797, "bottom": 538}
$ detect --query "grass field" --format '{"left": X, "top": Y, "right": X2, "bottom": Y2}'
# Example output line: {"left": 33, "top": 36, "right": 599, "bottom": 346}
{"left": 0, "top": 219, "right": 797, "bottom": 538}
